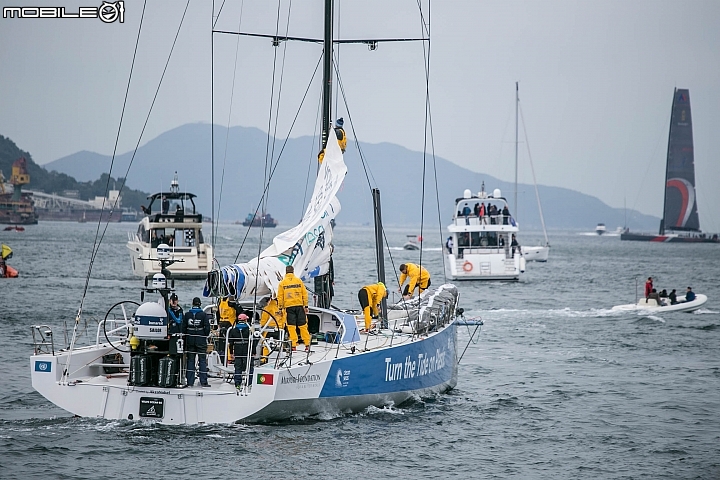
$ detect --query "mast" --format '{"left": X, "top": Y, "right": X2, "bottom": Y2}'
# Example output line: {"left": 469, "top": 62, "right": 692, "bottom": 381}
{"left": 372, "top": 188, "right": 388, "bottom": 321}
{"left": 320, "top": 0, "right": 334, "bottom": 152}
{"left": 514, "top": 82, "right": 519, "bottom": 216}
{"left": 314, "top": 0, "right": 334, "bottom": 308}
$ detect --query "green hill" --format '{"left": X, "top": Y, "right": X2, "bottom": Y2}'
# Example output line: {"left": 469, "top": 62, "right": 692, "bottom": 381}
{"left": 0, "top": 134, "right": 149, "bottom": 209}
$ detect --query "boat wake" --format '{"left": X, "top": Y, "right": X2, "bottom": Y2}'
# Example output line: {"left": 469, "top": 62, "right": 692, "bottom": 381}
{"left": 692, "top": 308, "right": 719, "bottom": 315}
{"left": 389, "top": 246, "right": 442, "bottom": 251}
{"left": 479, "top": 307, "right": 624, "bottom": 319}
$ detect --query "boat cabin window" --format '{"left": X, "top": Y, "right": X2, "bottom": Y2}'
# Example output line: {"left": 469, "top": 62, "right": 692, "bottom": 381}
{"left": 151, "top": 228, "right": 202, "bottom": 248}
{"left": 137, "top": 224, "right": 150, "bottom": 243}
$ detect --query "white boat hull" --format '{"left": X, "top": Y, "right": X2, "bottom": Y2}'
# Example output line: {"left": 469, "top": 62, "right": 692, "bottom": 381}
{"left": 127, "top": 241, "right": 213, "bottom": 279}
{"left": 445, "top": 252, "right": 525, "bottom": 281}
{"left": 611, "top": 294, "right": 707, "bottom": 313}
{"left": 31, "top": 322, "right": 458, "bottom": 424}
{"left": 521, "top": 245, "right": 549, "bottom": 262}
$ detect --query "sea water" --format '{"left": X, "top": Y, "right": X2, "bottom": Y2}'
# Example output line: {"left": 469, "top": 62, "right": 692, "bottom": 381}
{"left": 1, "top": 223, "right": 718, "bottom": 479}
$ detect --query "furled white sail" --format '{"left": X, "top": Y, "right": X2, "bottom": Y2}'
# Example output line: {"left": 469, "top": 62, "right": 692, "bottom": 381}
{"left": 204, "top": 133, "right": 346, "bottom": 299}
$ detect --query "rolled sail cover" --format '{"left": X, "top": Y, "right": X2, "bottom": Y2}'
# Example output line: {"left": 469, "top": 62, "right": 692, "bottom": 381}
{"left": 388, "top": 284, "right": 460, "bottom": 333}
{"left": 205, "top": 130, "right": 347, "bottom": 299}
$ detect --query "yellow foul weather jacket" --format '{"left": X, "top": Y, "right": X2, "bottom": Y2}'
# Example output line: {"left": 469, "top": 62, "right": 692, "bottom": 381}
{"left": 277, "top": 273, "right": 308, "bottom": 310}
{"left": 219, "top": 298, "right": 236, "bottom": 325}
{"left": 260, "top": 297, "right": 284, "bottom": 328}
{"left": 362, "top": 283, "right": 387, "bottom": 316}
{"left": 399, "top": 263, "right": 430, "bottom": 293}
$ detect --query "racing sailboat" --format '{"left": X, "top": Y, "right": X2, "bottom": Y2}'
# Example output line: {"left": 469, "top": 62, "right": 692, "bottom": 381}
{"left": 30, "top": 1, "right": 469, "bottom": 425}
{"left": 622, "top": 89, "right": 719, "bottom": 243}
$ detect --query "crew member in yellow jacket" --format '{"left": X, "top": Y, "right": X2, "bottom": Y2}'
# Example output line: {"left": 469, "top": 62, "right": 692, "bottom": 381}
{"left": 259, "top": 296, "right": 284, "bottom": 359}
{"left": 277, "top": 265, "right": 311, "bottom": 351}
{"left": 398, "top": 263, "right": 431, "bottom": 299}
{"left": 358, "top": 282, "right": 387, "bottom": 331}
{"left": 317, "top": 117, "right": 347, "bottom": 164}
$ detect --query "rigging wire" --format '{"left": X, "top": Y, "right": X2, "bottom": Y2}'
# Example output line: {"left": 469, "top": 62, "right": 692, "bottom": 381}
{"left": 74, "top": 0, "right": 147, "bottom": 332}
{"left": 215, "top": 0, "right": 245, "bottom": 241}
{"left": 251, "top": 0, "right": 286, "bottom": 306}
{"left": 518, "top": 102, "right": 549, "bottom": 245}
{"left": 231, "top": 51, "right": 324, "bottom": 263}
{"left": 416, "top": 1, "right": 447, "bottom": 282}
{"left": 332, "top": 64, "right": 408, "bottom": 323}
{"left": 301, "top": 94, "right": 324, "bottom": 220}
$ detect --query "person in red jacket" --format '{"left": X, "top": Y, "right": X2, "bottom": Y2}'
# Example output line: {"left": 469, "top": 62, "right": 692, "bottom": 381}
{"left": 644, "top": 277, "right": 653, "bottom": 299}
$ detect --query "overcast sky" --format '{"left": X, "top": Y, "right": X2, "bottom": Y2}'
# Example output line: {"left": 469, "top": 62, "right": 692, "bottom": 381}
{"left": 1, "top": 0, "right": 719, "bottom": 231}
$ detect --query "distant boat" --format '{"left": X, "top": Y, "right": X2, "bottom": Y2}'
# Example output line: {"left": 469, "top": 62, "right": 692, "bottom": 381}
{"left": 403, "top": 234, "right": 420, "bottom": 250}
{"left": 621, "top": 89, "right": 718, "bottom": 243}
{"left": 596, "top": 223, "right": 606, "bottom": 235}
{"left": 612, "top": 293, "right": 707, "bottom": 313}
{"left": 242, "top": 212, "right": 278, "bottom": 228}
{"left": 3, "top": 225, "right": 25, "bottom": 232}
{"left": 445, "top": 185, "right": 526, "bottom": 281}
{"left": 513, "top": 83, "right": 550, "bottom": 262}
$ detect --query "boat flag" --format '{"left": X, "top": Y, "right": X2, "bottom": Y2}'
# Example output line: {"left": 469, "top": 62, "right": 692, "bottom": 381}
{"left": 257, "top": 373, "right": 274, "bottom": 385}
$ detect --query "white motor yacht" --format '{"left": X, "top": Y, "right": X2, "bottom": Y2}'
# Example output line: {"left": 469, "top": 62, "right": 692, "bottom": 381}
{"left": 444, "top": 187, "right": 525, "bottom": 281}
{"left": 126, "top": 174, "right": 213, "bottom": 280}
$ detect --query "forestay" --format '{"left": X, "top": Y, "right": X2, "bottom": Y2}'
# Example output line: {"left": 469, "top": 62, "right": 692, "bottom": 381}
{"left": 205, "top": 133, "right": 347, "bottom": 299}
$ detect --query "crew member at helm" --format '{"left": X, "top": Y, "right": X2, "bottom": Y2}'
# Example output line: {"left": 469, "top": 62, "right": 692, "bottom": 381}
{"left": 358, "top": 282, "right": 387, "bottom": 332}
{"left": 182, "top": 297, "right": 211, "bottom": 387}
{"left": 228, "top": 313, "right": 257, "bottom": 389}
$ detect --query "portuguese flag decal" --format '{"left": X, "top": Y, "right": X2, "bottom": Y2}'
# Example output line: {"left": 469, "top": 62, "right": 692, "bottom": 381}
{"left": 257, "top": 373, "right": 274, "bottom": 385}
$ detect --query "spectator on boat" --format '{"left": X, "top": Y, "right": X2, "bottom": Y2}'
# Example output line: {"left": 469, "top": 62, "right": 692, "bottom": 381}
{"left": 182, "top": 297, "right": 211, "bottom": 387}
{"left": 499, "top": 235, "right": 506, "bottom": 248}
{"left": 479, "top": 202, "right": 487, "bottom": 224}
{"left": 335, "top": 118, "right": 347, "bottom": 153}
{"left": 473, "top": 203, "right": 481, "bottom": 217}
{"left": 510, "top": 234, "right": 520, "bottom": 257}
{"left": 685, "top": 287, "right": 696, "bottom": 303}
{"left": 659, "top": 289, "right": 668, "bottom": 298}
{"left": 488, "top": 204, "right": 498, "bottom": 224}
{"left": 644, "top": 277, "right": 653, "bottom": 299}
{"left": 228, "top": 314, "right": 256, "bottom": 389}
{"left": 647, "top": 288, "right": 662, "bottom": 305}
{"left": 277, "top": 266, "right": 311, "bottom": 352}
{"left": 461, "top": 204, "right": 471, "bottom": 225}
{"left": 457, "top": 233, "right": 470, "bottom": 257}
{"left": 141, "top": 205, "right": 150, "bottom": 215}
{"left": 669, "top": 289, "right": 678, "bottom": 305}
{"left": 162, "top": 196, "right": 170, "bottom": 214}
{"left": 358, "top": 282, "right": 388, "bottom": 332}
{"left": 502, "top": 205, "right": 510, "bottom": 225}
{"left": 445, "top": 236, "right": 453, "bottom": 254}
{"left": 398, "top": 263, "right": 431, "bottom": 299}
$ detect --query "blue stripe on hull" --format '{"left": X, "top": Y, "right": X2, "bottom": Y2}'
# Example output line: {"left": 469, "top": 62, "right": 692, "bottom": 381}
{"left": 320, "top": 323, "right": 458, "bottom": 398}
